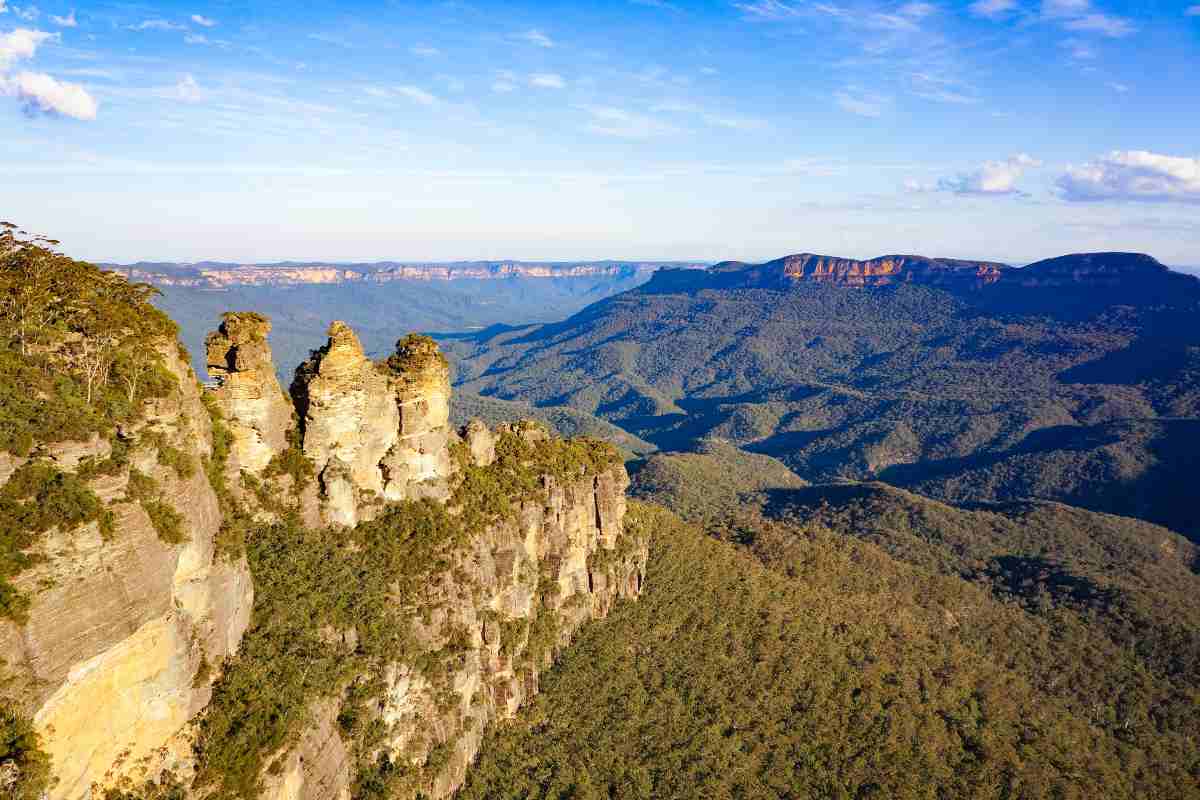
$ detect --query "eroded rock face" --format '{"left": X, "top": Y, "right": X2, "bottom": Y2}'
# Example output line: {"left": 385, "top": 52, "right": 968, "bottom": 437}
{"left": 292, "top": 323, "right": 454, "bottom": 526}
{"left": 263, "top": 460, "right": 645, "bottom": 800}
{"left": 205, "top": 312, "right": 294, "bottom": 474}
{"left": 0, "top": 342, "right": 254, "bottom": 800}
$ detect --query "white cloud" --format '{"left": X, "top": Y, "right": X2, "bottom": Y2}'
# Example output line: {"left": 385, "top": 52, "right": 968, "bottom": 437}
{"left": 530, "top": 72, "right": 565, "bottom": 88}
{"left": 834, "top": 89, "right": 889, "bottom": 117}
{"left": 735, "top": 0, "right": 804, "bottom": 20}
{"left": 411, "top": 44, "right": 439, "bottom": 57}
{"left": 0, "top": 1, "right": 7, "bottom": 13}
{"left": 700, "top": 66, "right": 718, "bottom": 75}
{"left": 184, "top": 33, "right": 209, "bottom": 44}
{"left": 49, "top": 9, "right": 74, "bottom": 26}
{"left": 191, "top": 14, "right": 216, "bottom": 27}
{"left": 514, "top": 29, "right": 553, "bottom": 47}
{"left": 1057, "top": 150, "right": 1200, "bottom": 203}
{"left": 0, "top": 27, "right": 53, "bottom": 68}
{"left": 13, "top": 5, "right": 37, "bottom": 21}
{"left": 1107, "top": 81, "right": 1128, "bottom": 92}
{"left": 2, "top": 70, "right": 96, "bottom": 118}
{"left": 969, "top": 0, "right": 1016, "bottom": 17}
{"left": 939, "top": 153, "right": 1041, "bottom": 195}
{"left": 130, "top": 19, "right": 185, "bottom": 32}
{"left": 396, "top": 85, "right": 437, "bottom": 105}
{"left": 581, "top": 105, "right": 678, "bottom": 138}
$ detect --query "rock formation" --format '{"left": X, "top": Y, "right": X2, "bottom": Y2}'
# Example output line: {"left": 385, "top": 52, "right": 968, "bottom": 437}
{"left": 205, "top": 312, "right": 294, "bottom": 474}
{"left": 1, "top": 312, "right": 645, "bottom": 800}
{"left": 645, "top": 252, "right": 1009, "bottom": 293}
{"left": 262, "top": 449, "right": 644, "bottom": 800}
{"left": 291, "top": 323, "right": 454, "bottom": 526}
{"left": 0, "top": 341, "right": 254, "bottom": 800}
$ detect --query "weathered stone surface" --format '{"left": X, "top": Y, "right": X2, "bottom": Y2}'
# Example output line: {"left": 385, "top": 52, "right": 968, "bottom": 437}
{"left": 205, "top": 312, "right": 294, "bottom": 474}
{"left": 274, "top": 460, "right": 645, "bottom": 800}
{"left": 0, "top": 342, "right": 254, "bottom": 800}
{"left": 461, "top": 419, "right": 496, "bottom": 467}
{"left": 293, "top": 324, "right": 455, "bottom": 525}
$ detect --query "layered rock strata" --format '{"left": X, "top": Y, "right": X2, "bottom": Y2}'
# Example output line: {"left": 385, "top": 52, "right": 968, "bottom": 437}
{"left": 0, "top": 342, "right": 254, "bottom": 800}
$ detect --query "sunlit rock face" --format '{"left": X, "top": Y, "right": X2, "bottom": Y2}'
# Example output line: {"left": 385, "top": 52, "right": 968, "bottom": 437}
{"left": 205, "top": 312, "right": 294, "bottom": 474}
{"left": 291, "top": 323, "right": 455, "bottom": 526}
{"left": 0, "top": 343, "right": 253, "bottom": 800}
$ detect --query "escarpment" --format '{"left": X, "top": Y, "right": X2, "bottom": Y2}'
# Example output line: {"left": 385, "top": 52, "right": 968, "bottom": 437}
{"left": 1, "top": 284, "right": 645, "bottom": 799}
{"left": 0, "top": 339, "right": 254, "bottom": 800}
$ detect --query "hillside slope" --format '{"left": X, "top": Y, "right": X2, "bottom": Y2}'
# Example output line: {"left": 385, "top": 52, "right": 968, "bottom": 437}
{"left": 448, "top": 251, "right": 1200, "bottom": 539}
{"left": 460, "top": 504, "right": 1200, "bottom": 799}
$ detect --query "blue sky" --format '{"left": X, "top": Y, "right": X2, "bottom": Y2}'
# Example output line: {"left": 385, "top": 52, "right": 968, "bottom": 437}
{"left": 1, "top": 0, "right": 1198, "bottom": 265}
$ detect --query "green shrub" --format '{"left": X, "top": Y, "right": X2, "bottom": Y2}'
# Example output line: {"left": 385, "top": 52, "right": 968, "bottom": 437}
{"left": 0, "top": 703, "right": 52, "bottom": 800}
{"left": 142, "top": 500, "right": 187, "bottom": 545}
{"left": 0, "top": 461, "right": 106, "bottom": 621}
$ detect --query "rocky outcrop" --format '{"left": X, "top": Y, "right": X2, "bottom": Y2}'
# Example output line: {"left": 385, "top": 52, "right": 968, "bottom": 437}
{"left": 4, "top": 313, "right": 644, "bottom": 800}
{"left": 0, "top": 342, "right": 254, "bottom": 800}
{"left": 262, "top": 452, "right": 644, "bottom": 800}
{"left": 205, "top": 312, "right": 294, "bottom": 474}
{"left": 291, "top": 323, "right": 454, "bottom": 526}
{"left": 642, "top": 253, "right": 1009, "bottom": 293}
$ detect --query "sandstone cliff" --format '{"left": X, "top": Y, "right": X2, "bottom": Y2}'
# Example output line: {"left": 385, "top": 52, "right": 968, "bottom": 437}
{"left": 644, "top": 252, "right": 1009, "bottom": 293}
{"left": 0, "top": 341, "right": 254, "bottom": 800}
{"left": 1, "top": 309, "right": 646, "bottom": 800}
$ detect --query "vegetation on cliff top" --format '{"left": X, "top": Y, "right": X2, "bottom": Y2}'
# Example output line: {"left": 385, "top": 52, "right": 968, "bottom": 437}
{"left": 0, "top": 224, "right": 179, "bottom": 453}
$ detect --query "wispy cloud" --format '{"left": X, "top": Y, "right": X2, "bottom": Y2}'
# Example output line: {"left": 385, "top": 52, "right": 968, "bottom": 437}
{"left": 170, "top": 73, "right": 203, "bottom": 102}
{"left": 1058, "top": 150, "right": 1200, "bottom": 203}
{"left": 631, "top": 0, "right": 682, "bottom": 11}
{"left": 0, "top": 1, "right": 7, "bottom": 13}
{"left": 1060, "top": 37, "right": 1096, "bottom": 60}
{"left": 411, "top": 44, "right": 440, "bottom": 57}
{"left": 49, "top": 10, "right": 75, "bottom": 27}
{"left": 910, "top": 72, "right": 980, "bottom": 104}
{"left": 130, "top": 19, "right": 186, "bottom": 32}
{"left": 735, "top": 0, "right": 803, "bottom": 20}
{"left": 191, "top": 14, "right": 216, "bottom": 27}
{"left": 308, "top": 32, "right": 351, "bottom": 47}
{"left": 530, "top": 72, "right": 565, "bottom": 88}
{"left": 396, "top": 85, "right": 437, "bottom": 105}
{"left": 12, "top": 5, "right": 37, "bottom": 21}
{"left": 1107, "top": 81, "right": 1128, "bottom": 92}
{"left": 899, "top": 2, "right": 937, "bottom": 19}
{"left": 492, "top": 70, "right": 517, "bottom": 93}
{"left": 938, "top": 153, "right": 1041, "bottom": 195}
{"left": 968, "top": 0, "right": 1017, "bottom": 18}
{"left": 513, "top": 29, "right": 554, "bottom": 47}
{"left": 581, "top": 105, "right": 678, "bottom": 138}
{"left": 834, "top": 88, "right": 889, "bottom": 117}
{"left": 1042, "top": 0, "right": 1136, "bottom": 37}
{"left": 1187, "top": 4, "right": 1200, "bottom": 14}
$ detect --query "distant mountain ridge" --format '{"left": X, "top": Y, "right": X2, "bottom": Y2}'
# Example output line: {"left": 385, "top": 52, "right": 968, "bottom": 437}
{"left": 446, "top": 250, "right": 1200, "bottom": 540}
{"left": 111, "top": 259, "right": 706, "bottom": 288}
